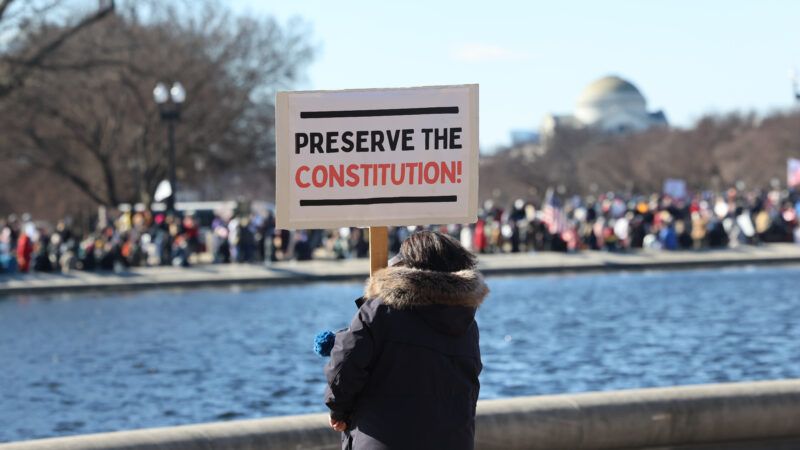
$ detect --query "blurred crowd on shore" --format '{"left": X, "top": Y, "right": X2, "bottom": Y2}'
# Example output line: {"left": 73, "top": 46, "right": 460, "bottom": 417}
{"left": 1, "top": 187, "right": 799, "bottom": 274}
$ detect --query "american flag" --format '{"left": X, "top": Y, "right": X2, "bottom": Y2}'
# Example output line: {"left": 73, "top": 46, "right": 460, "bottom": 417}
{"left": 788, "top": 158, "right": 800, "bottom": 188}
{"left": 542, "top": 188, "right": 569, "bottom": 234}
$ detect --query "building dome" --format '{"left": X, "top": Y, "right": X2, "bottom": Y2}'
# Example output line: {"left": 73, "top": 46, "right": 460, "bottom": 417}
{"left": 577, "top": 76, "right": 645, "bottom": 105}
{"left": 539, "top": 74, "right": 667, "bottom": 141}
{"left": 574, "top": 75, "right": 650, "bottom": 130}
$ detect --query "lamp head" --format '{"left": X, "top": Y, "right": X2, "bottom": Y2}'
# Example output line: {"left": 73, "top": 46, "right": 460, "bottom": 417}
{"left": 153, "top": 82, "right": 169, "bottom": 104}
{"left": 170, "top": 82, "right": 186, "bottom": 104}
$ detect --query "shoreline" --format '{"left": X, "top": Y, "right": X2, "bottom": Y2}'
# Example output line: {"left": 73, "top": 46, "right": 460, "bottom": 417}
{"left": 2, "top": 243, "right": 799, "bottom": 297}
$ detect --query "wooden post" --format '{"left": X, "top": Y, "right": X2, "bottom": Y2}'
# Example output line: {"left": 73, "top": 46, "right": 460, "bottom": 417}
{"left": 369, "top": 226, "right": 389, "bottom": 276}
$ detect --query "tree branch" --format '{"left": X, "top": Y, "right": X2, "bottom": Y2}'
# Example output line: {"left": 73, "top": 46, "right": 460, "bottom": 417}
{"left": 0, "top": 0, "right": 115, "bottom": 97}
{"left": 23, "top": 126, "right": 109, "bottom": 205}
{"left": 19, "top": 1, "right": 115, "bottom": 68}
{"left": 0, "top": 0, "right": 15, "bottom": 23}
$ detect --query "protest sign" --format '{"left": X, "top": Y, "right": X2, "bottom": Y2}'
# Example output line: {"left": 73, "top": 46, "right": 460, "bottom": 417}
{"left": 663, "top": 178, "right": 687, "bottom": 199}
{"left": 275, "top": 85, "right": 479, "bottom": 230}
{"left": 788, "top": 158, "right": 800, "bottom": 188}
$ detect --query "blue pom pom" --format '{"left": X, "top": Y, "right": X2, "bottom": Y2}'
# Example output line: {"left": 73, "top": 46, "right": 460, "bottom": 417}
{"left": 314, "top": 331, "right": 336, "bottom": 357}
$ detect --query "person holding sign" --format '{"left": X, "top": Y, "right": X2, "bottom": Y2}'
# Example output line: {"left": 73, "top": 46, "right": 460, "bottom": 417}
{"left": 323, "top": 231, "right": 488, "bottom": 450}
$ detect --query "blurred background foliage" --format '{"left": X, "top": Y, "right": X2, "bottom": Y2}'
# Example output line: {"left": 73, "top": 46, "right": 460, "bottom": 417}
{"left": 0, "top": 0, "right": 314, "bottom": 218}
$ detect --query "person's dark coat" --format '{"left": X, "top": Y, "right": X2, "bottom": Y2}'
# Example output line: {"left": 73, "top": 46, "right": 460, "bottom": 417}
{"left": 324, "top": 266, "right": 489, "bottom": 450}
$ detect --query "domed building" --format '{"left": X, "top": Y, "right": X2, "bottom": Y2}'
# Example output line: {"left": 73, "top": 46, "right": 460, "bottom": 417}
{"left": 541, "top": 75, "right": 667, "bottom": 137}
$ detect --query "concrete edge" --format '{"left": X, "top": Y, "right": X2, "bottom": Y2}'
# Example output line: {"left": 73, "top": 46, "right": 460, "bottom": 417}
{"left": 0, "top": 272, "right": 369, "bottom": 297}
{"left": 2, "top": 380, "right": 800, "bottom": 450}
{"left": 2, "top": 256, "right": 800, "bottom": 297}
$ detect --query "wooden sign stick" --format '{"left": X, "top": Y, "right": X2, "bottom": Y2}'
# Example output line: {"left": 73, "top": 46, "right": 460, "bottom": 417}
{"left": 369, "top": 226, "right": 389, "bottom": 277}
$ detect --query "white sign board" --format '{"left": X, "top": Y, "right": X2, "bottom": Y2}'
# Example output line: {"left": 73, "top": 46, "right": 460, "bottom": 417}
{"left": 788, "top": 157, "right": 800, "bottom": 188}
{"left": 663, "top": 178, "right": 687, "bottom": 199}
{"left": 275, "top": 84, "right": 479, "bottom": 229}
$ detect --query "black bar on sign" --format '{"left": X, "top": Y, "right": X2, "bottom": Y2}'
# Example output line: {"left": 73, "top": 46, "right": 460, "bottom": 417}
{"left": 299, "top": 195, "right": 458, "bottom": 206}
{"left": 300, "top": 106, "right": 459, "bottom": 119}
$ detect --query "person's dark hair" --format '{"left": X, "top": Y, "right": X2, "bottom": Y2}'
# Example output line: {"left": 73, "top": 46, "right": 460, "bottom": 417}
{"left": 398, "top": 230, "right": 477, "bottom": 272}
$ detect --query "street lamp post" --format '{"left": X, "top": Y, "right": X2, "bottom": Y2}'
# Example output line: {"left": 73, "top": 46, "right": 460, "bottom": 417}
{"left": 153, "top": 81, "right": 186, "bottom": 213}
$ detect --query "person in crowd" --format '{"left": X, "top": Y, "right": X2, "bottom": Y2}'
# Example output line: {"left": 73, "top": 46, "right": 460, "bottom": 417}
{"left": 32, "top": 229, "right": 54, "bottom": 272}
{"left": 473, "top": 216, "right": 487, "bottom": 253}
{"left": 236, "top": 217, "right": 257, "bottom": 263}
{"left": 0, "top": 224, "right": 16, "bottom": 273}
{"left": 153, "top": 214, "right": 171, "bottom": 265}
{"left": 259, "top": 210, "right": 276, "bottom": 263}
{"left": 182, "top": 214, "right": 201, "bottom": 257}
{"left": 16, "top": 227, "right": 33, "bottom": 273}
{"left": 324, "top": 231, "right": 488, "bottom": 449}
{"left": 658, "top": 216, "right": 679, "bottom": 250}
{"left": 213, "top": 224, "right": 231, "bottom": 264}
{"left": 171, "top": 233, "right": 191, "bottom": 267}
{"left": 331, "top": 228, "right": 351, "bottom": 260}
{"left": 350, "top": 228, "right": 369, "bottom": 258}
{"left": 293, "top": 230, "right": 312, "bottom": 261}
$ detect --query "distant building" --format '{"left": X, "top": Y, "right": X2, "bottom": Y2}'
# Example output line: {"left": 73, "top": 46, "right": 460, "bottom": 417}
{"left": 541, "top": 75, "right": 668, "bottom": 138}
{"left": 509, "top": 130, "right": 540, "bottom": 146}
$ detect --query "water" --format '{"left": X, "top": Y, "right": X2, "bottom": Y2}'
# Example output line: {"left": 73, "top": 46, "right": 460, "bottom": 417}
{"left": 1, "top": 266, "right": 799, "bottom": 442}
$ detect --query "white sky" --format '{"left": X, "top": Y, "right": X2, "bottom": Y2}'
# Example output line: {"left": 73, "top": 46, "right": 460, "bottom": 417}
{"left": 231, "top": 0, "right": 800, "bottom": 151}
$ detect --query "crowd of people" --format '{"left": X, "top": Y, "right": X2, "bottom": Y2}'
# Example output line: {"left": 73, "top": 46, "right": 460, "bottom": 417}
{"left": 1, "top": 187, "right": 799, "bottom": 275}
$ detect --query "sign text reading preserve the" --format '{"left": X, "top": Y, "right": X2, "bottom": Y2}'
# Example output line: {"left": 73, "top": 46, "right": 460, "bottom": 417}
{"left": 275, "top": 85, "right": 479, "bottom": 229}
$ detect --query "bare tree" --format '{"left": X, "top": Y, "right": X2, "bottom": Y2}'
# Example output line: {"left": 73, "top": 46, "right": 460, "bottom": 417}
{"left": 482, "top": 110, "right": 800, "bottom": 204}
{"left": 0, "top": 0, "right": 115, "bottom": 98}
{"left": 0, "top": 1, "right": 312, "bottom": 214}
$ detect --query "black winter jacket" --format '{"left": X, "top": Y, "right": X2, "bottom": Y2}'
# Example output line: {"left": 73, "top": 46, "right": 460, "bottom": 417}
{"left": 324, "top": 266, "right": 489, "bottom": 450}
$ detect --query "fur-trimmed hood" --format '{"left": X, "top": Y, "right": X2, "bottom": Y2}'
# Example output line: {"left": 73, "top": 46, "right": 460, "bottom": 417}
{"left": 365, "top": 266, "right": 489, "bottom": 310}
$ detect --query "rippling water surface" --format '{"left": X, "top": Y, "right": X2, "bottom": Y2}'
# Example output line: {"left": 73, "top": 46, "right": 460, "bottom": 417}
{"left": 2, "top": 266, "right": 799, "bottom": 442}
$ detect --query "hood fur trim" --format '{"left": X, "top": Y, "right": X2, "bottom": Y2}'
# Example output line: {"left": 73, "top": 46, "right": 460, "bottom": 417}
{"left": 365, "top": 267, "right": 489, "bottom": 309}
